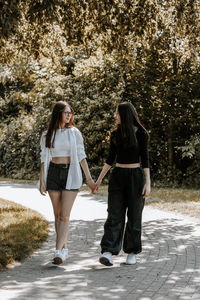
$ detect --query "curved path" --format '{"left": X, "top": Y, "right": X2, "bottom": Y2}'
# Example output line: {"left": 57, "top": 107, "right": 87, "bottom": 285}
{"left": 0, "top": 181, "right": 200, "bottom": 300}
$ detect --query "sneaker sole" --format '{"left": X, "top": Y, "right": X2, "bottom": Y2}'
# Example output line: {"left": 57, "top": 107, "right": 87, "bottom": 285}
{"left": 99, "top": 257, "right": 113, "bottom": 266}
{"left": 126, "top": 261, "right": 136, "bottom": 265}
{"left": 53, "top": 257, "right": 63, "bottom": 265}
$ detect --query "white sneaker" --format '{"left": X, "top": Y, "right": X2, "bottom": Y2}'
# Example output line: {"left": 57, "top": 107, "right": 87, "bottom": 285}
{"left": 61, "top": 248, "right": 69, "bottom": 261}
{"left": 99, "top": 252, "right": 113, "bottom": 266}
{"left": 126, "top": 253, "right": 136, "bottom": 265}
{"left": 53, "top": 250, "right": 64, "bottom": 265}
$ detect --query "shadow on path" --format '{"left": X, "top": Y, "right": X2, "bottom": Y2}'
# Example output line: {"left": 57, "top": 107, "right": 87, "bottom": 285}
{"left": 0, "top": 216, "right": 200, "bottom": 300}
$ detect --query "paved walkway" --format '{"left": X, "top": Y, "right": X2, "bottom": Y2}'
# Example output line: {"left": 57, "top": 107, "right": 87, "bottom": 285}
{"left": 0, "top": 181, "right": 200, "bottom": 300}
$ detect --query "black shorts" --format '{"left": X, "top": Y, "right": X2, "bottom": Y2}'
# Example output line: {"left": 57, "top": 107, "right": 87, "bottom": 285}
{"left": 46, "top": 161, "right": 79, "bottom": 192}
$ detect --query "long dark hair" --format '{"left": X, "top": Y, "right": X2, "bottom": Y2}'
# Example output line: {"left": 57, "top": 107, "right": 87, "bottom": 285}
{"left": 117, "top": 102, "right": 149, "bottom": 148}
{"left": 45, "top": 101, "right": 74, "bottom": 148}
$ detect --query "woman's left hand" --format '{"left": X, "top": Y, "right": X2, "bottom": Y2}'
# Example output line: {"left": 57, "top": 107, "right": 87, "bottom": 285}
{"left": 142, "top": 183, "right": 151, "bottom": 198}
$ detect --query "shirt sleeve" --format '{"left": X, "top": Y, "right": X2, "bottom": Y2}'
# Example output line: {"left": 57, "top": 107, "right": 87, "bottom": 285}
{"left": 40, "top": 131, "right": 47, "bottom": 163}
{"left": 139, "top": 129, "right": 150, "bottom": 168}
{"left": 75, "top": 129, "right": 87, "bottom": 162}
{"left": 106, "top": 131, "right": 117, "bottom": 166}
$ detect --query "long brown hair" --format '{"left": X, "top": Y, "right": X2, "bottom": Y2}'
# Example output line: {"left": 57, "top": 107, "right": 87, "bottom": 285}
{"left": 117, "top": 102, "right": 150, "bottom": 148}
{"left": 45, "top": 101, "right": 74, "bottom": 148}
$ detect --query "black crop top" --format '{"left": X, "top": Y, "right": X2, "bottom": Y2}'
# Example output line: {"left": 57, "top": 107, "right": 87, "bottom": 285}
{"left": 106, "top": 127, "right": 150, "bottom": 168}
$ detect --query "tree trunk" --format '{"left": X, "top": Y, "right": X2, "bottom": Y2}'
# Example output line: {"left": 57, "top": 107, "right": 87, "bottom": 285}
{"left": 168, "top": 119, "right": 173, "bottom": 167}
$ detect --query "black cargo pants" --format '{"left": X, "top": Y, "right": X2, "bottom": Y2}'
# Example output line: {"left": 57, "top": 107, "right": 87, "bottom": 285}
{"left": 101, "top": 167, "right": 145, "bottom": 255}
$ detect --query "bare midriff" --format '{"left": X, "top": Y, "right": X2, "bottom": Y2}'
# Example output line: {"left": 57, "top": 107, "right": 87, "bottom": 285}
{"left": 116, "top": 163, "right": 140, "bottom": 168}
{"left": 51, "top": 156, "right": 71, "bottom": 164}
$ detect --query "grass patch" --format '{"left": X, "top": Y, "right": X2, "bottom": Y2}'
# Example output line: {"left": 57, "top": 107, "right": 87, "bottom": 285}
{"left": 0, "top": 198, "right": 49, "bottom": 270}
{"left": 148, "top": 187, "right": 200, "bottom": 203}
{"left": 81, "top": 185, "right": 200, "bottom": 220}
{"left": 146, "top": 187, "right": 200, "bottom": 220}
{"left": 147, "top": 201, "right": 200, "bottom": 220}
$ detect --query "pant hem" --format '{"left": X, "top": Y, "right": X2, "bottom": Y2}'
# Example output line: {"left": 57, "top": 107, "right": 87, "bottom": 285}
{"left": 101, "top": 249, "right": 120, "bottom": 256}
{"left": 123, "top": 250, "right": 142, "bottom": 255}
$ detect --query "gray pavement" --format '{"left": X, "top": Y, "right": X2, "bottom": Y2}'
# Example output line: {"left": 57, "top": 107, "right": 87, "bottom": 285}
{"left": 0, "top": 181, "right": 200, "bottom": 300}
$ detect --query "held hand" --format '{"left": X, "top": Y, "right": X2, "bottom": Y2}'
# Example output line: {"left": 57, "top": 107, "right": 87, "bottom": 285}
{"left": 142, "top": 183, "right": 151, "bottom": 198}
{"left": 95, "top": 179, "right": 102, "bottom": 192}
{"left": 40, "top": 182, "right": 47, "bottom": 196}
{"left": 87, "top": 179, "right": 96, "bottom": 193}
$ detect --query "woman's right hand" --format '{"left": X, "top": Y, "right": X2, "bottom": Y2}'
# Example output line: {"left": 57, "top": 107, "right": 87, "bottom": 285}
{"left": 40, "top": 181, "right": 46, "bottom": 196}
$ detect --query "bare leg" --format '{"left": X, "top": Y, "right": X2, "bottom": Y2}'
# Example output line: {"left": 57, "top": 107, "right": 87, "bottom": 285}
{"left": 56, "top": 191, "right": 78, "bottom": 250}
{"left": 48, "top": 191, "right": 66, "bottom": 249}
{"left": 48, "top": 191, "right": 61, "bottom": 233}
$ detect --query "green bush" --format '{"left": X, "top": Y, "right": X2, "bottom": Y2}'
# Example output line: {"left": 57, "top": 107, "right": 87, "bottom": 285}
{"left": 0, "top": 51, "right": 199, "bottom": 187}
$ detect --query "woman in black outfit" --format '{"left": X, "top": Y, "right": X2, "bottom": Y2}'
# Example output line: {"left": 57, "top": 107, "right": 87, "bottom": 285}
{"left": 95, "top": 102, "right": 150, "bottom": 266}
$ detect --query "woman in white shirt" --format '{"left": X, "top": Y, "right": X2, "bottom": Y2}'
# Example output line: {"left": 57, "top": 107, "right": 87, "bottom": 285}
{"left": 39, "top": 101, "right": 95, "bottom": 264}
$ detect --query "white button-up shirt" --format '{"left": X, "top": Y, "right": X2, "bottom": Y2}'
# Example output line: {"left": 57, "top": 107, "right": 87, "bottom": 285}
{"left": 39, "top": 127, "right": 86, "bottom": 190}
